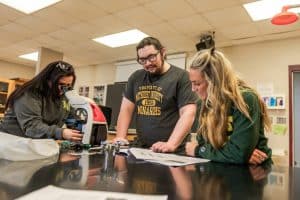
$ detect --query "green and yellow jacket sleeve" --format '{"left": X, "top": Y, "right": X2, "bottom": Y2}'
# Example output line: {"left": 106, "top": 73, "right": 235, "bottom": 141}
{"left": 195, "top": 91, "right": 272, "bottom": 164}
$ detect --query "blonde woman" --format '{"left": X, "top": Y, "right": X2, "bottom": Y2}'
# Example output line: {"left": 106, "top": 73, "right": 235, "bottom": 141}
{"left": 185, "top": 49, "right": 272, "bottom": 164}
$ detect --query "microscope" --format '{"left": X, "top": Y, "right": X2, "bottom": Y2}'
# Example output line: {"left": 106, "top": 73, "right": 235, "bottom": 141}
{"left": 64, "top": 89, "right": 108, "bottom": 146}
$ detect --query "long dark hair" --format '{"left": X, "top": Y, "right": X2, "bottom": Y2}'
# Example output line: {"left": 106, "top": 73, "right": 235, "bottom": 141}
{"left": 6, "top": 61, "right": 76, "bottom": 109}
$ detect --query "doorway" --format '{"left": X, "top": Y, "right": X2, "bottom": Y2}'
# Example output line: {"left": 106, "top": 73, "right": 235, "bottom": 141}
{"left": 289, "top": 65, "right": 300, "bottom": 167}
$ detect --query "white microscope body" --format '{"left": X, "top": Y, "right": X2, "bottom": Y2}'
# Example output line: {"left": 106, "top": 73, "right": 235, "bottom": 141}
{"left": 64, "top": 90, "right": 107, "bottom": 145}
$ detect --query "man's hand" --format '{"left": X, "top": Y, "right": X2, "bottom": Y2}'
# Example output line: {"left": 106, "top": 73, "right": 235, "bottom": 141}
{"left": 112, "top": 137, "right": 129, "bottom": 145}
{"left": 185, "top": 142, "right": 198, "bottom": 157}
{"left": 151, "top": 141, "right": 176, "bottom": 153}
{"left": 62, "top": 128, "right": 82, "bottom": 142}
{"left": 249, "top": 149, "right": 268, "bottom": 165}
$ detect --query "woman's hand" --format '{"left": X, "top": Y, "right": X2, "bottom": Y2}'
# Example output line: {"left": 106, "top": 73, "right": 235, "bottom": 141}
{"left": 62, "top": 128, "right": 83, "bottom": 142}
{"left": 185, "top": 142, "right": 198, "bottom": 156}
{"left": 249, "top": 148, "right": 268, "bottom": 165}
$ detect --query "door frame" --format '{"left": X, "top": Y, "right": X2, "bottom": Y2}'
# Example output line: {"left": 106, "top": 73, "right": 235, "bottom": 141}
{"left": 288, "top": 65, "right": 300, "bottom": 166}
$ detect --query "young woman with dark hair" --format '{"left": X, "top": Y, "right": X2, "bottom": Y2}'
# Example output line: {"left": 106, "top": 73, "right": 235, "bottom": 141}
{"left": 0, "top": 61, "right": 82, "bottom": 141}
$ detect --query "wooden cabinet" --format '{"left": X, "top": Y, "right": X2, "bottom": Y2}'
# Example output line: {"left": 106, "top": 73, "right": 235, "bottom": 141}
{"left": 0, "top": 78, "right": 28, "bottom": 118}
{"left": 0, "top": 78, "right": 14, "bottom": 118}
{"left": 10, "top": 78, "right": 29, "bottom": 91}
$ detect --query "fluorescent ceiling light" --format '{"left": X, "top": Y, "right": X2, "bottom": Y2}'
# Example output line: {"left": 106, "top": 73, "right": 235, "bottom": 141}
{"left": 93, "top": 29, "right": 149, "bottom": 48}
{"left": 19, "top": 52, "right": 39, "bottom": 61}
{"left": 243, "top": 0, "right": 300, "bottom": 21}
{"left": 0, "top": 0, "right": 61, "bottom": 14}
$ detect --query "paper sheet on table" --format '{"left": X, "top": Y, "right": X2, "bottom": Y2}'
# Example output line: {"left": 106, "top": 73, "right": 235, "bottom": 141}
{"left": 16, "top": 185, "right": 167, "bottom": 200}
{"left": 129, "top": 147, "right": 210, "bottom": 166}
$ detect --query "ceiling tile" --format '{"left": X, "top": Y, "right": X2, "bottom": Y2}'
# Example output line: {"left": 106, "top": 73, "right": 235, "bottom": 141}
{"left": 89, "top": 14, "right": 131, "bottom": 36}
{"left": 135, "top": 0, "right": 153, "bottom": 4}
{"left": 48, "top": 29, "right": 87, "bottom": 43}
{"left": 12, "top": 39, "right": 41, "bottom": 50}
{"left": 116, "top": 6, "right": 164, "bottom": 27}
{"left": 0, "top": 28, "right": 26, "bottom": 45}
{"left": 5, "top": 44, "right": 31, "bottom": 55}
{"left": 0, "top": 4, "right": 25, "bottom": 21}
{"left": 0, "top": 23, "right": 39, "bottom": 40}
{"left": 73, "top": 40, "right": 104, "bottom": 51}
{"left": 219, "top": 23, "right": 259, "bottom": 40}
{"left": 87, "top": 0, "right": 138, "bottom": 13}
{"left": 203, "top": 5, "right": 252, "bottom": 28}
{"left": 33, "top": 6, "right": 82, "bottom": 27}
{"left": 169, "top": 14, "right": 213, "bottom": 37}
{"left": 186, "top": 0, "right": 240, "bottom": 12}
{"left": 54, "top": 0, "right": 108, "bottom": 21}
{"left": 35, "top": 35, "right": 69, "bottom": 48}
{"left": 66, "top": 22, "right": 101, "bottom": 39}
{"left": 15, "top": 15, "right": 60, "bottom": 34}
{"left": 144, "top": 0, "right": 196, "bottom": 21}
{"left": 238, "top": 0, "right": 255, "bottom": 3}
{"left": 138, "top": 22, "right": 180, "bottom": 38}
{"left": 0, "top": 17, "right": 10, "bottom": 26}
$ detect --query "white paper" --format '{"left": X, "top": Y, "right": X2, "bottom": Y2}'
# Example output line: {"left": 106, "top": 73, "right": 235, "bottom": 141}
{"left": 129, "top": 148, "right": 210, "bottom": 167}
{"left": 16, "top": 185, "right": 167, "bottom": 200}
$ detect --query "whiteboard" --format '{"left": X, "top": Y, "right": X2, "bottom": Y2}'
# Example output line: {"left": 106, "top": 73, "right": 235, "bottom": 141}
{"left": 115, "top": 53, "right": 186, "bottom": 82}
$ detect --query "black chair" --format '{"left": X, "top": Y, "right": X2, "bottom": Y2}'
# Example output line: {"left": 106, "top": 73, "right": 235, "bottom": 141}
{"left": 98, "top": 105, "right": 112, "bottom": 128}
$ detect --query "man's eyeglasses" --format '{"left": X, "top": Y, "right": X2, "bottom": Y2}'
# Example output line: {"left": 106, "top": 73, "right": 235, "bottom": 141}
{"left": 137, "top": 51, "right": 160, "bottom": 65}
{"left": 56, "top": 62, "right": 71, "bottom": 72}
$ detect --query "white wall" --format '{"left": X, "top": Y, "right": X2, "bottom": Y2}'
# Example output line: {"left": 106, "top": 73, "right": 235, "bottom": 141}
{"left": 74, "top": 63, "right": 116, "bottom": 98}
{"left": 0, "top": 60, "right": 34, "bottom": 79}
{"left": 115, "top": 53, "right": 186, "bottom": 82}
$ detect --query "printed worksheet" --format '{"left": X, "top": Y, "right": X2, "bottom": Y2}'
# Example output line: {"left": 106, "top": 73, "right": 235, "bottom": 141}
{"left": 129, "top": 148, "right": 210, "bottom": 166}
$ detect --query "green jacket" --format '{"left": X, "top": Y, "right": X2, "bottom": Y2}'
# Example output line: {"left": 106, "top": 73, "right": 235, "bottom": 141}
{"left": 195, "top": 90, "right": 272, "bottom": 164}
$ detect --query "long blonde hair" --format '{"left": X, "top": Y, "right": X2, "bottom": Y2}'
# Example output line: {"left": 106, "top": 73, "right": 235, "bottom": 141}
{"left": 189, "top": 49, "right": 271, "bottom": 149}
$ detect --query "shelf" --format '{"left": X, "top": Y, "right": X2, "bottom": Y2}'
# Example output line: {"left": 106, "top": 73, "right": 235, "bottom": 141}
{"left": 0, "top": 77, "right": 28, "bottom": 116}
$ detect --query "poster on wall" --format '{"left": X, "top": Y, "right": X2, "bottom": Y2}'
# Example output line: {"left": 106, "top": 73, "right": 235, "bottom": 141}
{"left": 78, "top": 86, "right": 89, "bottom": 97}
{"left": 93, "top": 85, "right": 106, "bottom": 105}
{"left": 262, "top": 95, "right": 285, "bottom": 109}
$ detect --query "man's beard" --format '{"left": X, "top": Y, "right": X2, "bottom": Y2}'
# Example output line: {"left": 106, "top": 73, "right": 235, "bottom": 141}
{"left": 148, "top": 59, "right": 164, "bottom": 75}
